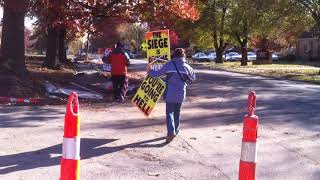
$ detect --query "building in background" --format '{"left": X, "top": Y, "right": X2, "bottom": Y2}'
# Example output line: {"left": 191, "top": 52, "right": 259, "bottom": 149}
{"left": 296, "top": 32, "right": 320, "bottom": 60}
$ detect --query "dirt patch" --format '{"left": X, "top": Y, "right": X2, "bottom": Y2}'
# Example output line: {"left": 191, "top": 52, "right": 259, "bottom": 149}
{"left": 128, "top": 71, "right": 146, "bottom": 87}
{"left": 0, "top": 56, "right": 145, "bottom": 106}
{"left": 0, "top": 56, "right": 75, "bottom": 99}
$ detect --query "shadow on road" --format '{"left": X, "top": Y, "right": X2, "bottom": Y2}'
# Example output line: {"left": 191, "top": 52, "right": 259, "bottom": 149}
{"left": 88, "top": 67, "right": 320, "bottom": 132}
{"left": 184, "top": 68, "right": 320, "bottom": 130}
{"left": 0, "top": 106, "right": 65, "bottom": 128}
{"left": 0, "top": 137, "right": 166, "bottom": 174}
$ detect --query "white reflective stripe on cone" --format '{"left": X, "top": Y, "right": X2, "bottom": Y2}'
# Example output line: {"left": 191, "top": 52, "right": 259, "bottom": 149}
{"left": 62, "top": 137, "right": 80, "bottom": 160}
{"left": 240, "top": 141, "right": 258, "bottom": 163}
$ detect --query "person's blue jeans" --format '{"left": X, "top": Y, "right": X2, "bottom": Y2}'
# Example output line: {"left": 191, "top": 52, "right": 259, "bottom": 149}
{"left": 166, "top": 102, "right": 182, "bottom": 136}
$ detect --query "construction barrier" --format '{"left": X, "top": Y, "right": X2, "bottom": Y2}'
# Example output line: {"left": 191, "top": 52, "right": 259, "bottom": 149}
{"left": 0, "top": 97, "right": 39, "bottom": 104}
{"left": 60, "top": 92, "right": 80, "bottom": 180}
{"left": 239, "top": 91, "right": 259, "bottom": 180}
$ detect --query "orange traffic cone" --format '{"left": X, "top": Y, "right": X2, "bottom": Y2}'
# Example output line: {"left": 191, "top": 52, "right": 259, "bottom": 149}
{"left": 239, "top": 91, "right": 259, "bottom": 180}
{"left": 60, "top": 92, "right": 80, "bottom": 180}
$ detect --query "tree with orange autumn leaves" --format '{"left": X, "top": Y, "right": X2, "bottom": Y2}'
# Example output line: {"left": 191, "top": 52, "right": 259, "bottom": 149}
{"left": 0, "top": 0, "right": 200, "bottom": 72}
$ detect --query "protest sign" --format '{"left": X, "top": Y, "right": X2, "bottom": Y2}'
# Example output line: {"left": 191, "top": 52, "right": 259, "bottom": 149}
{"left": 145, "top": 29, "right": 171, "bottom": 70}
{"left": 132, "top": 76, "right": 166, "bottom": 116}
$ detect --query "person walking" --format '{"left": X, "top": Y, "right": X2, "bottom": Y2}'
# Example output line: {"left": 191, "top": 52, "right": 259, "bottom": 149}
{"left": 107, "top": 42, "right": 130, "bottom": 102}
{"left": 146, "top": 48, "right": 196, "bottom": 143}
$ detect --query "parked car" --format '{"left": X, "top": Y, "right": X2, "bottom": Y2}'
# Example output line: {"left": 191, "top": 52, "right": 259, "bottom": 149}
{"left": 191, "top": 53, "right": 199, "bottom": 59}
{"left": 249, "top": 52, "right": 280, "bottom": 61}
{"left": 247, "top": 52, "right": 257, "bottom": 61}
{"left": 206, "top": 52, "right": 216, "bottom": 61}
{"left": 272, "top": 53, "right": 280, "bottom": 61}
{"left": 224, "top": 52, "right": 242, "bottom": 61}
{"left": 192, "top": 53, "right": 210, "bottom": 62}
{"left": 123, "top": 49, "right": 135, "bottom": 59}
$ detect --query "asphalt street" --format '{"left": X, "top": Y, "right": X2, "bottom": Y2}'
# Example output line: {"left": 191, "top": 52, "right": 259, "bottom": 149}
{"left": 0, "top": 59, "right": 319, "bottom": 179}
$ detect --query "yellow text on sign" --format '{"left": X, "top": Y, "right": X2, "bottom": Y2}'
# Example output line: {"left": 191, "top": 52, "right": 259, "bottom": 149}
{"left": 132, "top": 76, "right": 166, "bottom": 116}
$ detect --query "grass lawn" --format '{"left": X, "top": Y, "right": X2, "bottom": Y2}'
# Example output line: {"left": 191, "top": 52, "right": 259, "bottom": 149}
{"left": 205, "top": 61, "right": 320, "bottom": 84}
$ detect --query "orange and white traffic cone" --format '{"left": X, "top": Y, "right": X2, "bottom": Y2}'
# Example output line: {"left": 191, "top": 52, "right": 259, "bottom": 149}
{"left": 60, "top": 92, "right": 80, "bottom": 180}
{"left": 239, "top": 91, "right": 259, "bottom": 180}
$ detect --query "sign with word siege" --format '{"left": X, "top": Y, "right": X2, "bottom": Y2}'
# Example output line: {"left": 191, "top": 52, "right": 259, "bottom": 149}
{"left": 132, "top": 76, "right": 166, "bottom": 116}
{"left": 145, "top": 29, "right": 171, "bottom": 70}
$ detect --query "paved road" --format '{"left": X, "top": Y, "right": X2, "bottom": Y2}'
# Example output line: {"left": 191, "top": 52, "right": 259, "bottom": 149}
{"left": 0, "top": 60, "right": 319, "bottom": 179}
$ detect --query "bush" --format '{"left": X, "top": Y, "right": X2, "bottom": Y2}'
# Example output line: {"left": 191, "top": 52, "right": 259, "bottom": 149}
{"left": 279, "top": 54, "right": 296, "bottom": 62}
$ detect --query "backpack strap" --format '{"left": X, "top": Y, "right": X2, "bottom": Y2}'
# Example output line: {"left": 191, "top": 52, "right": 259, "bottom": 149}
{"left": 172, "top": 61, "right": 186, "bottom": 82}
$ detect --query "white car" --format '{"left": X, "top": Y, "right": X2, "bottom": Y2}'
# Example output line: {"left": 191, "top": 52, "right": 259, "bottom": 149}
{"left": 192, "top": 53, "right": 210, "bottom": 62}
{"left": 207, "top": 52, "right": 216, "bottom": 61}
{"left": 272, "top": 53, "right": 280, "bottom": 61}
{"left": 224, "top": 52, "right": 242, "bottom": 61}
{"left": 247, "top": 52, "right": 256, "bottom": 61}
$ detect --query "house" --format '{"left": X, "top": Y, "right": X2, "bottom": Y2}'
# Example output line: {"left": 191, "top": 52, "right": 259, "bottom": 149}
{"left": 296, "top": 32, "right": 320, "bottom": 60}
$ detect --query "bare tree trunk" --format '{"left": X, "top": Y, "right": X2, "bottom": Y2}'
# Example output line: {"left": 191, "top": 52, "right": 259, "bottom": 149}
{"left": 44, "top": 27, "right": 58, "bottom": 69}
{"left": 211, "top": 1, "right": 227, "bottom": 64}
{"left": 211, "top": 1, "right": 222, "bottom": 63}
{"left": 240, "top": 22, "right": 248, "bottom": 66}
{"left": 213, "top": 31, "right": 224, "bottom": 63}
{"left": 216, "top": 48, "right": 224, "bottom": 63}
{"left": 1, "top": 0, "right": 29, "bottom": 76}
{"left": 241, "top": 46, "right": 248, "bottom": 66}
{"left": 58, "top": 27, "right": 67, "bottom": 64}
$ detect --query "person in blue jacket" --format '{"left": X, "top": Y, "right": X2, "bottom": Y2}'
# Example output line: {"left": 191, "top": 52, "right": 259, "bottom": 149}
{"left": 146, "top": 48, "right": 196, "bottom": 143}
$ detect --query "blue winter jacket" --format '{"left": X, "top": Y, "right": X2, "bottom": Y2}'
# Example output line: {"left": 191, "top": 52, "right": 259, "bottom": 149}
{"left": 148, "top": 57, "right": 196, "bottom": 103}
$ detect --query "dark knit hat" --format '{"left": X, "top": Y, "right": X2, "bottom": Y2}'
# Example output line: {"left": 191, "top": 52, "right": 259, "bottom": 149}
{"left": 115, "top": 42, "right": 124, "bottom": 49}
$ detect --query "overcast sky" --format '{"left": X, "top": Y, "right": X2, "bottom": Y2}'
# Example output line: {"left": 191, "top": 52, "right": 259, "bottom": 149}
{"left": 0, "top": 8, "right": 36, "bottom": 29}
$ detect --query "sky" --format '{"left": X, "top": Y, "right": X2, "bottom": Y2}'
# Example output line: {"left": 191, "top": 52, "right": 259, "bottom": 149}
{"left": 0, "top": 8, "right": 36, "bottom": 29}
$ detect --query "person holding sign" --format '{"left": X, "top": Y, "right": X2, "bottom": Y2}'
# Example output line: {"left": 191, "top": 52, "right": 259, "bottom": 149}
{"left": 107, "top": 42, "right": 130, "bottom": 102}
{"left": 146, "top": 48, "right": 196, "bottom": 143}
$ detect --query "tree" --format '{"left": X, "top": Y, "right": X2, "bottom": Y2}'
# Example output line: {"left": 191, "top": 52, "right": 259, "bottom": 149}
{"left": 1, "top": 0, "right": 29, "bottom": 76}
{"left": 89, "top": 0, "right": 200, "bottom": 52}
{"left": 133, "top": 0, "right": 199, "bottom": 30}
{"left": 295, "top": 0, "right": 320, "bottom": 35}
{"left": 28, "top": 0, "right": 200, "bottom": 69}
{"left": 200, "top": 0, "right": 231, "bottom": 63}
{"left": 30, "top": 0, "right": 70, "bottom": 68}
{"left": 228, "top": 0, "right": 261, "bottom": 66}
{"left": 116, "top": 23, "right": 148, "bottom": 52}
{"left": 266, "top": 0, "right": 312, "bottom": 48}
{"left": 227, "top": 0, "right": 311, "bottom": 65}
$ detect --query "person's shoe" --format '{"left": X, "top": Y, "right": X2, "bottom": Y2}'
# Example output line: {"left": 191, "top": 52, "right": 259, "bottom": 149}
{"left": 117, "top": 98, "right": 124, "bottom": 103}
{"left": 175, "top": 130, "right": 181, "bottom": 136}
{"left": 165, "top": 134, "right": 175, "bottom": 143}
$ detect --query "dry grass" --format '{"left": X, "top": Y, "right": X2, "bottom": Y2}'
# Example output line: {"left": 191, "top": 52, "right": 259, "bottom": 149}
{"left": 203, "top": 61, "right": 320, "bottom": 84}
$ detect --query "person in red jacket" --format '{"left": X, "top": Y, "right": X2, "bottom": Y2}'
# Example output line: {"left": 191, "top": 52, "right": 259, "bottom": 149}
{"left": 107, "top": 42, "right": 130, "bottom": 102}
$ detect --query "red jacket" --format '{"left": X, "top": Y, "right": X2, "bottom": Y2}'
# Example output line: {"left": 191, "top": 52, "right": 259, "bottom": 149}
{"left": 107, "top": 51, "right": 129, "bottom": 75}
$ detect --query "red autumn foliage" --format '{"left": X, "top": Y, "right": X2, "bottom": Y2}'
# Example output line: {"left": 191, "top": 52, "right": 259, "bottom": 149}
{"left": 29, "top": 0, "right": 200, "bottom": 34}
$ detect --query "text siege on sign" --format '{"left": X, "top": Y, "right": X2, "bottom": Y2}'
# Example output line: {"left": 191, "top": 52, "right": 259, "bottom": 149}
{"left": 147, "top": 38, "right": 169, "bottom": 49}
{"left": 145, "top": 29, "right": 171, "bottom": 68}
